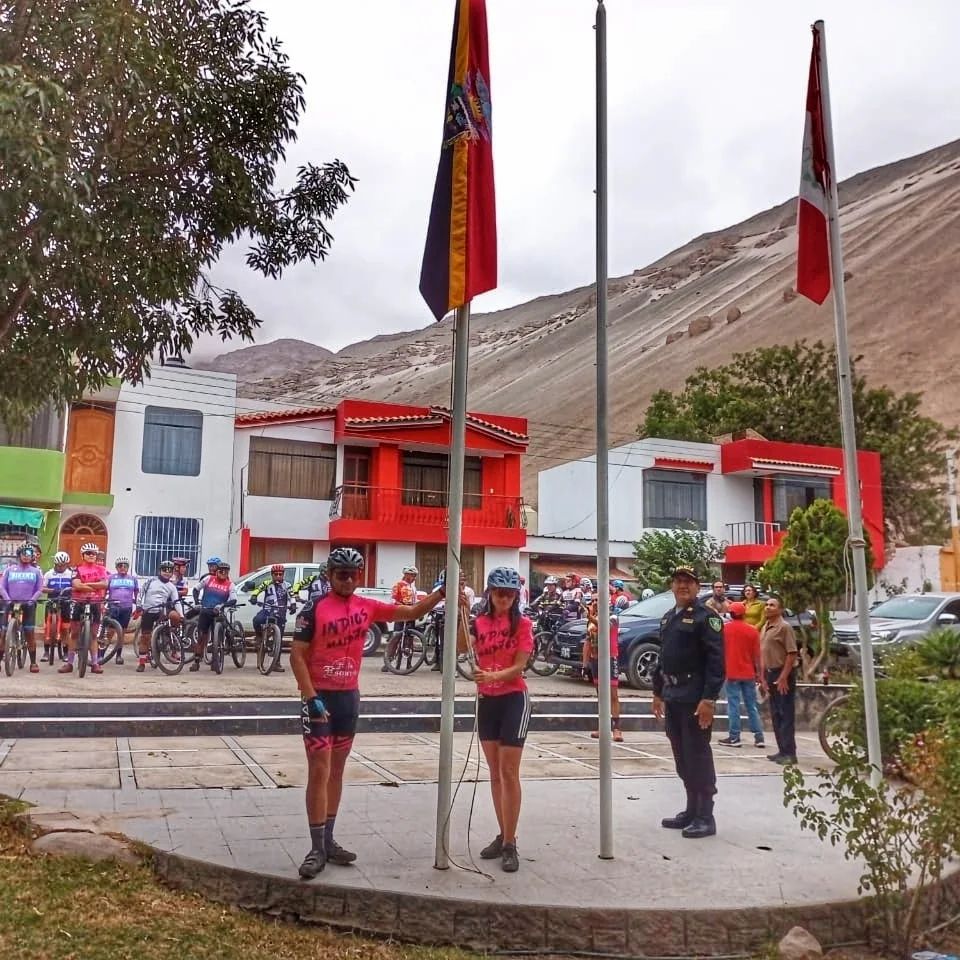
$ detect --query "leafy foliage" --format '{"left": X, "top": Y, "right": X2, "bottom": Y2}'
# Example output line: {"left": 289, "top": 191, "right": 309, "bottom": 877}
{"left": 784, "top": 726, "right": 960, "bottom": 957}
{"left": 639, "top": 340, "right": 954, "bottom": 543}
{"left": 913, "top": 627, "right": 960, "bottom": 679}
{"left": 631, "top": 525, "right": 726, "bottom": 591}
{"left": 760, "top": 499, "right": 873, "bottom": 677}
{"left": 0, "top": 0, "right": 355, "bottom": 419}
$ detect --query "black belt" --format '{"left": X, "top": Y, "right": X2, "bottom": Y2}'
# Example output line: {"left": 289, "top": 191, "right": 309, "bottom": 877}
{"left": 664, "top": 672, "right": 698, "bottom": 686}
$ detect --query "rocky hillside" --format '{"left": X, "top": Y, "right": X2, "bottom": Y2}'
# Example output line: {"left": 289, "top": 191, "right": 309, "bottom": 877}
{"left": 195, "top": 338, "right": 333, "bottom": 380}
{"left": 206, "top": 139, "right": 960, "bottom": 505}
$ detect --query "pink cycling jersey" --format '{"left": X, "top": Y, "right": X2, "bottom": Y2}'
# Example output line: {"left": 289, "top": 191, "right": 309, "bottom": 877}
{"left": 472, "top": 612, "right": 534, "bottom": 697}
{"left": 304, "top": 593, "right": 398, "bottom": 691}
{"left": 73, "top": 563, "right": 109, "bottom": 602}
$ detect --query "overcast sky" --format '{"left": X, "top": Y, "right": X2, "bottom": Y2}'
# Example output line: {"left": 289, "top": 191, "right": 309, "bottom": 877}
{"left": 204, "top": 0, "right": 960, "bottom": 358}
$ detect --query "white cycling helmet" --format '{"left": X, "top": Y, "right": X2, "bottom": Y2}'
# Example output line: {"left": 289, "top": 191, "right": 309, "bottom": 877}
{"left": 53, "top": 551, "right": 71, "bottom": 565}
{"left": 641, "top": 588, "right": 655, "bottom": 600}
{"left": 544, "top": 576, "right": 559, "bottom": 586}
{"left": 402, "top": 565, "right": 419, "bottom": 576}
{"left": 80, "top": 542, "right": 99, "bottom": 555}
{"left": 115, "top": 556, "right": 130, "bottom": 566}
{"left": 580, "top": 578, "right": 593, "bottom": 591}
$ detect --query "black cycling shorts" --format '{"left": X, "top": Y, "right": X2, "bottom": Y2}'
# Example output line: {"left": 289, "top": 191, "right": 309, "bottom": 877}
{"left": 3, "top": 602, "right": 37, "bottom": 632}
{"left": 70, "top": 600, "right": 102, "bottom": 624}
{"left": 300, "top": 689, "right": 361, "bottom": 752}
{"left": 109, "top": 605, "right": 133, "bottom": 630}
{"left": 196, "top": 609, "right": 217, "bottom": 634}
{"left": 477, "top": 689, "right": 531, "bottom": 748}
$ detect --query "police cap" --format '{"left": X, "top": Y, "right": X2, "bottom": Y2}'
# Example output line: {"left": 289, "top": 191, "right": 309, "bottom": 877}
{"left": 670, "top": 565, "right": 700, "bottom": 583}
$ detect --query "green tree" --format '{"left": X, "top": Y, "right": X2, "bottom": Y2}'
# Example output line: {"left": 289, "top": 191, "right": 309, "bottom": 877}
{"left": 631, "top": 526, "right": 725, "bottom": 592}
{"left": 0, "top": 0, "right": 355, "bottom": 420}
{"left": 760, "top": 498, "right": 874, "bottom": 678}
{"left": 639, "top": 340, "right": 953, "bottom": 544}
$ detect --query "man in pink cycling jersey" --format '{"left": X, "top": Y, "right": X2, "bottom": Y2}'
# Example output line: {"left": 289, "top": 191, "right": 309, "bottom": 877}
{"left": 61, "top": 543, "right": 109, "bottom": 674}
{"left": 290, "top": 546, "right": 447, "bottom": 880}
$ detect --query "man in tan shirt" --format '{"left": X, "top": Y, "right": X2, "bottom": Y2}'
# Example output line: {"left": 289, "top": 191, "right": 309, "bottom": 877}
{"left": 759, "top": 596, "right": 798, "bottom": 765}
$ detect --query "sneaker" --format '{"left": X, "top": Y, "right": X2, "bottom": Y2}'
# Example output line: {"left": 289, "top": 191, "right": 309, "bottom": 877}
{"left": 325, "top": 839, "right": 357, "bottom": 865}
{"left": 767, "top": 753, "right": 785, "bottom": 762}
{"left": 774, "top": 755, "right": 798, "bottom": 766}
{"left": 29, "top": 664, "right": 39, "bottom": 674}
{"left": 718, "top": 737, "right": 741, "bottom": 747}
{"left": 136, "top": 662, "right": 146, "bottom": 673}
{"left": 273, "top": 665, "right": 285, "bottom": 673}
{"left": 479, "top": 834, "right": 503, "bottom": 859}
{"left": 298, "top": 847, "right": 326, "bottom": 880}
{"left": 501, "top": 842, "right": 519, "bottom": 873}
{"left": 189, "top": 660, "right": 201, "bottom": 672}
{"left": 90, "top": 664, "right": 103, "bottom": 674}
{"left": 115, "top": 655, "right": 124, "bottom": 666}
{"left": 754, "top": 738, "right": 766, "bottom": 749}
{"left": 58, "top": 662, "right": 73, "bottom": 674}
{"left": 613, "top": 728, "right": 624, "bottom": 742}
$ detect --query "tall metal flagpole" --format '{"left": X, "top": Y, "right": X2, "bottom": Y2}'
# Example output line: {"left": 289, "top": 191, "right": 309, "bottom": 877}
{"left": 815, "top": 20, "right": 882, "bottom": 785}
{"left": 595, "top": 0, "right": 614, "bottom": 860}
{"left": 435, "top": 303, "right": 470, "bottom": 869}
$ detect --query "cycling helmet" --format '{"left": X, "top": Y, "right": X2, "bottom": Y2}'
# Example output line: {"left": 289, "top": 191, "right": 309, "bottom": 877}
{"left": 172, "top": 556, "right": 189, "bottom": 565}
{"left": 159, "top": 560, "right": 175, "bottom": 573}
{"left": 487, "top": 566, "right": 521, "bottom": 591}
{"left": 16, "top": 544, "right": 35, "bottom": 559}
{"left": 318, "top": 562, "right": 328, "bottom": 577}
{"left": 215, "top": 561, "right": 231, "bottom": 572}
{"left": 206, "top": 556, "right": 222, "bottom": 566}
{"left": 580, "top": 578, "right": 593, "bottom": 591}
{"left": 115, "top": 556, "right": 130, "bottom": 566}
{"left": 53, "top": 551, "right": 70, "bottom": 565}
{"left": 270, "top": 563, "right": 285, "bottom": 575}
{"left": 327, "top": 547, "right": 364, "bottom": 570}
{"left": 544, "top": 576, "right": 559, "bottom": 586}
{"left": 641, "top": 588, "right": 655, "bottom": 600}
{"left": 612, "top": 579, "right": 624, "bottom": 590}
{"left": 402, "top": 565, "right": 418, "bottom": 576}
{"left": 80, "top": 542, "right": 99, "bottom": 555}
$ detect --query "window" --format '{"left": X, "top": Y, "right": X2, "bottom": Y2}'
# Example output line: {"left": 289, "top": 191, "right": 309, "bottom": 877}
{"left": 247, "top": 536, "right": 314, "bottom": 571}
{"left": 0, "top": 401, "right": 65, "bottom": 451}
{"left": 402, "top": 453, "right": 482, "bottom": 509}
{"left": 772, "top": 477, "right": 832, "bottom": 526}
{"left": 415, "top": 544, "right": 484, "bottom": 594}
{"left": 642, "top": 469, "right": 707, "bottom": 529}
{"left": 248, "top": 437, "right": 336, "bottom": 500}
{"left": 141, "top": 406, "right": 203, "bottom": 476}
{"left": 133, "top": 516, "right": 201, "bottom": 577}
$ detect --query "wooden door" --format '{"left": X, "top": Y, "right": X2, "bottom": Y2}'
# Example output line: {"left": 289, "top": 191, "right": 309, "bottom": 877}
{"left": 343, "top": 448, "right": 371, "bottom": 519}
{"left": 59, "top": 514, "right": 108, "bottom": 565}
{"left": 65, "top": 407, "right": 115, "bottom": 494}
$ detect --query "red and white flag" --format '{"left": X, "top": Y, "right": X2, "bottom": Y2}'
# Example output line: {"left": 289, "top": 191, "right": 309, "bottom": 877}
{"left": 796, "top": 25, "right": 831, "bottom": 304}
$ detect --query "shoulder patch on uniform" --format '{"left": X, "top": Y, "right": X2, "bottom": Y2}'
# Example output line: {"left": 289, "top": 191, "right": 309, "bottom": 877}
{"left": 708, "top": 616, "right": 723, "bottom": 633}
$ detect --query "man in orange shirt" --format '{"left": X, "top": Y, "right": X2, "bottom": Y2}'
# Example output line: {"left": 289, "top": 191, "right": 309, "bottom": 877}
{"left": 718, "top": 602, "right": 765, "bottom": 749}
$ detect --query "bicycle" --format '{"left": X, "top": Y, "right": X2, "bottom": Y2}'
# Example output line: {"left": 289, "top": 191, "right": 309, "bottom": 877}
{"left": 422, "top": 610, "right": 443, "bottom": 668}
{"left": 147, "top": 609, "right": 190, "bottom": 675}
{"left": 255, "top": 605, "right": 289, "bottom": 676}
{"left": 93, "top": 609, "right": 127, "bottom": 665}
{"left": 3, "top": 603, "right": 30, "bottom": 676}
{"left": 382, "top": 621, "right": 426, "bottom": 675}
{"left": 528, "top": 607, "right": 564, "bottom": 677}
{"left": 73, "top": 600, "right": 103, "bottom": 678}
{"left": 209, "top": 603, "right": 247, "bottom": 675}
{"left": 43, "top": 597, "right": 69, "bottom": 665}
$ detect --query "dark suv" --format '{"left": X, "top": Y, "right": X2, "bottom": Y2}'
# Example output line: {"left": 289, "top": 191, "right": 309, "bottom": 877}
{"left": 548, "top": 586, "right": 814, "bottom": 689}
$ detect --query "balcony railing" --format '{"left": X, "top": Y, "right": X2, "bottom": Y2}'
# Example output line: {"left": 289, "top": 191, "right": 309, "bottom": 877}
{"left": 726, "top": 520, "right": 783, "bottom": 547}
{"left": 329, "top": 485, "right": 526, "bottom": 530}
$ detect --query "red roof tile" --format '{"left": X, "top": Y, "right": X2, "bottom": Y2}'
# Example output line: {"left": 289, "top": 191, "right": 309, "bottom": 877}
{"left": 235, "top": 406, "right": 337, "bottom": 426}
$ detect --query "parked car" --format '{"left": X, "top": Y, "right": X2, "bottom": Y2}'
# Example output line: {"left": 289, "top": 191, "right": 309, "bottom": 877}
{"left": 831, "top": 592, "right": 960, "bottom": 667}
{"left": 548, "top": 586, "right": 815, "bottom": 689}
{"left": 235, "top": 563, "right": 392, "bottom": 655}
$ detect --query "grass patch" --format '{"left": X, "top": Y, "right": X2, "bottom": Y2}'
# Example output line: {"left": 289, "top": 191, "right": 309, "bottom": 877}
{"left": 0, "top": 799, "right": 473, "bottom": 960}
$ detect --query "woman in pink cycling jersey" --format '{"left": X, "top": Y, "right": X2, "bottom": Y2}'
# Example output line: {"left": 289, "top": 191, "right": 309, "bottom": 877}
{"left": 464, "top": 566, "right": 534, "bottom": 874}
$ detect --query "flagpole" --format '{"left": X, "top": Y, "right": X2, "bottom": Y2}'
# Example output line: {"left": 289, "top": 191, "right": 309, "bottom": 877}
{"left": 435, "top": 302, "right": 470, "bottom": 869}
{"left": 814, "top": 19, "right": 882, "bottom": 786}
{"left": 595, "top": 0, "right": 614, "bottom": 860}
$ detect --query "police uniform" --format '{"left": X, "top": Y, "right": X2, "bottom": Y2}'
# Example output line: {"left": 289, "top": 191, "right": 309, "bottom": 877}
{"left": 653, "top": 577, "right": 725, "bottom": 838}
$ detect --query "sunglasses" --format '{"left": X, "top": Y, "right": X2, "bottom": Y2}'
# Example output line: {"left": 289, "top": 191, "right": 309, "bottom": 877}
{"left": 331, "top": 569, "right": 359, "bottom": 581}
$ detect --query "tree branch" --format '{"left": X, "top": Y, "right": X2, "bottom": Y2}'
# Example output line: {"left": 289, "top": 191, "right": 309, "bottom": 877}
{"left": 0, "top": 279, "right": 34, "bottom": 346}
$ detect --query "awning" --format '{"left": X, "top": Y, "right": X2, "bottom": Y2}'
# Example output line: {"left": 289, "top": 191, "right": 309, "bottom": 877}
{"left": 530, "top": 560, "right": 635, "bottom": 581}
{"left": 0, "top": 505, "right": 44, "bottom": 530}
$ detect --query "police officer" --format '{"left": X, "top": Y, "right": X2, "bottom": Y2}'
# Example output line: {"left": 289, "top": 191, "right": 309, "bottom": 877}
{"left": 652, "top": 565, "right": 725, "bottom": 839}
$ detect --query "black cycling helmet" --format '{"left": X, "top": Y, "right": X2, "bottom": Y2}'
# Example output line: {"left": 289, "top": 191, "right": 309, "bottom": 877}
{"left": 216, "top": 561, "right": 231, "bottom": 573}
{"left": 159, "top": 560, "right": 175, "bottom": 574}
{"left": 327, "top": 547, "right": 364, "bottom": 571}
{"left": 487, "top": 566, "right": 521, "bottom": 591}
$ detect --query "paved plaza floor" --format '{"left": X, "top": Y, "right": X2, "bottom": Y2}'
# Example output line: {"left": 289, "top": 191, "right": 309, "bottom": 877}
{"left": 0, "top": 728, "right": 864, "bottom": 915}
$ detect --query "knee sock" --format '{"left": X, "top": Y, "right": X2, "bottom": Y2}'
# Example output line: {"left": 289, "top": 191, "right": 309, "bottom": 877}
{"left": 28, "top": 648, "right": 36, "bottom": 665}
{"left": 68, "top": 651, "right": 76, "bottom": 665}
{"left": 324, "top": 816, "right": 336, "bottom": 848}
{"left": 309, "top": 822, "right": 326, "bottom": 853}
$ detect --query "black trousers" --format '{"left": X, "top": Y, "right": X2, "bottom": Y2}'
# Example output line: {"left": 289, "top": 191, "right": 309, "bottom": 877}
{"left": 664, "top": 699, "right": 716, "bottom": 795}
{"left": 766, "top": 667, "right": 797, "bottom": 758}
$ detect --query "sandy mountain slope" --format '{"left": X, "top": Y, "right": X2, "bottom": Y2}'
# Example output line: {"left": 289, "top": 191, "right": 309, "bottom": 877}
{"left": 195, "top": 338, "right": 333, "bottom": 380}
{"left": 210, "top": 140, "right": 960, "bottom": 505}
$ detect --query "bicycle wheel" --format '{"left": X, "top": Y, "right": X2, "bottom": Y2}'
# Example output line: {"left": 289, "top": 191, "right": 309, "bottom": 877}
{"left": 422, "top": 625, "right": 439, "bottom": 667}
{"left": 382, "top": 628, "right": 426, "bottom": 675}
{"left": 16, "top": 636, "right": 26, "bottom": 670}
{"left": 818, "top": 695, "right": 863, "bottom": 762}
{"left": 96, "top": 617, "right": 124, "bottom": 664}
{"left": 210, "top": 622, "right": 224, "bottom": 675}
{"left": 180, "top": 620, "right": 198, "bottom": 665}
{"left": 152, "top": 625, "right": 185, "bottom": 676}
{"left": 4, "top": 619, "right": 16, "bottom": 677}
{"left": 455, "top": 651, "right": 476, "bottom": 681}
{"left": 258, "top": 624, "right": 282, "bottom": 675}
{"left": 77, "top": 621, "right": 91, "bottom": 678}
{"left": 230, "top": 624, "right": 247, "bottom": 669}
{"left": 527, "top": 631, "right": 560, "bottom": 677}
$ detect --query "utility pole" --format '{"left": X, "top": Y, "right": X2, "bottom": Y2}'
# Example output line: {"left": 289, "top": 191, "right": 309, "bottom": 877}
{"left": 947, "top": 450, "right": 960, "bottom": 591}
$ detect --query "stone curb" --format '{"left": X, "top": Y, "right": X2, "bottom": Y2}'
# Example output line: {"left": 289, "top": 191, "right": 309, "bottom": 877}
{"left": 149, "top": 844, "right": 960, "bottom": 957}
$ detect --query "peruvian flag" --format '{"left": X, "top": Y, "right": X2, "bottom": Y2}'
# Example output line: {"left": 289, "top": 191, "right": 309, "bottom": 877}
{"left": 796, "top": 25, "right": 831, "bottom": 305}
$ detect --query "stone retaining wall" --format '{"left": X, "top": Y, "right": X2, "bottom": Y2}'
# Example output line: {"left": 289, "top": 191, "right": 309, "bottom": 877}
{"left": 153, "top": 845, "right": 960, "bottom": 957}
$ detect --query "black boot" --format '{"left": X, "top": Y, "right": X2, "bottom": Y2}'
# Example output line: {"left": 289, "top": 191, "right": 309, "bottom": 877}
{"left": 682, "top": 792, "right": 717, "bottom": 839}
{"left": 661, "top": 787, "right": 696, "bottom": 829}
